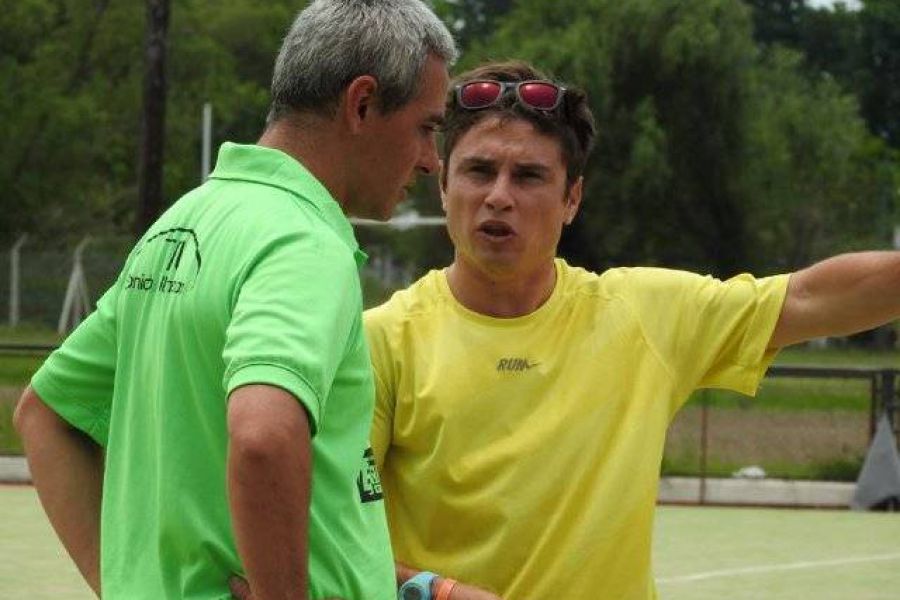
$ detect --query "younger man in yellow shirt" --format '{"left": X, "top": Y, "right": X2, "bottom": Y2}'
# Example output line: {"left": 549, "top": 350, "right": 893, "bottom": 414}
{"left": 366, "top": 61, "right": 900, "bottom": 600}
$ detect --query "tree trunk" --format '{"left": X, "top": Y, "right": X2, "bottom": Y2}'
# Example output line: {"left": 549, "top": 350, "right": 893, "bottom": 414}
{"left": 136, "top": 0, "right": 170, "bottom": 235}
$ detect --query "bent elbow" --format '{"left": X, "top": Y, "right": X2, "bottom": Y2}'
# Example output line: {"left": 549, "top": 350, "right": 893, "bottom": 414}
{"left": 13, "top": 387, "right": 39, "bottom": 435}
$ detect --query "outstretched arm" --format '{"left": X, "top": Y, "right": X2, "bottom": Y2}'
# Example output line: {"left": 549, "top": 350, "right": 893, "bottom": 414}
{"left": 769, "top": 251, "right": 900, "bottom": 349}
{"left": 14, "top": 387, "right": 104, "bottom": 597}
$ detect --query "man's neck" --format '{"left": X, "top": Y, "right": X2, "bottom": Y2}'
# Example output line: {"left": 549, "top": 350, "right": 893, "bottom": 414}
{"left": 257, "top": 116, "right": 352, "bottom": 214}
{"left": 445, "top": 259, "right": 558, "bottom": 318}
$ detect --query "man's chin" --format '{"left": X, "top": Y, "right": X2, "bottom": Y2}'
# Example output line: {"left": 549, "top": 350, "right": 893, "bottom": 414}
{"left": 352, "top": 201, "right": 395, "bottom": 223}
{"left": 472, "top": 251, "right": 520, "bottom": 273}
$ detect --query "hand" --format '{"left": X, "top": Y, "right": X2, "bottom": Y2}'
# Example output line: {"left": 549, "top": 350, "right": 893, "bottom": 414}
{"left": 441, "top": 579, "right": 503, "bottom": 600}
{"left": 229, "top": 576, "right": 253, "bottom": 600}
{"left": 228, "top": 575, "right": 345, "bottom": 600}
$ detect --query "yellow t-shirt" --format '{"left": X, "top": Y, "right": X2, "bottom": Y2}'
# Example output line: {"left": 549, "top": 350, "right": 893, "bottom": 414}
{"left": 365, "top": 259, "right": 789, "bottom": 600}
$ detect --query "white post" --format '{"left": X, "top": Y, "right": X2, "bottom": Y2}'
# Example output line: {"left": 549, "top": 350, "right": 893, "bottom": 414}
{"left": 201, "top": 102, "right": 213, "bottom": 182}
{"left": 9, "top": 234, "right": 27, "bottom": 327}
{"left": 58, "top": 237, "right": 92, "bottom": 334}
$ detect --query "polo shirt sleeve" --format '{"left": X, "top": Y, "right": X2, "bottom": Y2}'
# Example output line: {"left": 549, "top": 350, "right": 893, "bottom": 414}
{"left": 222, "top": 229, "right": 360, "bottom": 435}
{"left": 621, "top": 268, "right": 790, "bottom": 400}
{"left": 30, "top": 283, "right": 120, "bottom": 446}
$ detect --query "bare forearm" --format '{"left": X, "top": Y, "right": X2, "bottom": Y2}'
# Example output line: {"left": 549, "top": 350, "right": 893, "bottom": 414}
{"left": 228, "top": 385, "right": 312, "bottom": 600}
{"left": 14, "top": 388, "right": 103, "bottom": 596}
{"left": 771, "top": 251, "right": 900, "bottom": 348}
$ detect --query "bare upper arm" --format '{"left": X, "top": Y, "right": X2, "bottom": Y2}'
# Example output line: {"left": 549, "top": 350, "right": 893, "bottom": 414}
{"left": 227, "top": 384, "right": 311, "bottom": 454}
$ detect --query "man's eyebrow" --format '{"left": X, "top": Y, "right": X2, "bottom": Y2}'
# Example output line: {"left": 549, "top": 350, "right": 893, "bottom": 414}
{"left": 457, "top": 156, "right": 495, "bottom": 168}
{"left": 514, "top": 162, "right": 551, "bottom": 173}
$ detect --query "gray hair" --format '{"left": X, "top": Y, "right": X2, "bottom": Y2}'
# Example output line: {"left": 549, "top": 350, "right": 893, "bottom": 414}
{"left": 269, "top": 0, "right": 457, "bottom": 121}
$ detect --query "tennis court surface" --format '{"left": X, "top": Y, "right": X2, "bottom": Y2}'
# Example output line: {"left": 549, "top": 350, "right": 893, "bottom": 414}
{"left": 2, "top": 485, "right": 899, "bottom": 598}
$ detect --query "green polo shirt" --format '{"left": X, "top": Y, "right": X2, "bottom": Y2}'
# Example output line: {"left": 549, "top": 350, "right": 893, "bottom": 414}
{"left": 31, "top": 143, "right": 395, "bottom": 599}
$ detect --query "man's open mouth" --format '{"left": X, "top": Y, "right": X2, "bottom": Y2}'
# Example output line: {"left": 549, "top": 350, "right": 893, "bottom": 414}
{"left": 478, "top": 220, "right": 515, "bottom": 239}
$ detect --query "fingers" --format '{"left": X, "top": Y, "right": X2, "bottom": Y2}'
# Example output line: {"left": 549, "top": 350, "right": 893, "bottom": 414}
{"left": 228, "top": 575, "right": 253, "bottom": 600}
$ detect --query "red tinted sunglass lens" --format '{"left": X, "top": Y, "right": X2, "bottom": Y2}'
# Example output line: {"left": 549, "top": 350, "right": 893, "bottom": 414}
{"left": 459, "top": 82, "right": 503, "bottom": 108}
{"left": 519, "top": 82, "right": 560, "bottom": 109}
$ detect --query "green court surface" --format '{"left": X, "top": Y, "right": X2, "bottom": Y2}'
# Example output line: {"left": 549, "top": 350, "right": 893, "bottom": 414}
{"left": 2, "top": 485, "right": 900, "bottom": 599}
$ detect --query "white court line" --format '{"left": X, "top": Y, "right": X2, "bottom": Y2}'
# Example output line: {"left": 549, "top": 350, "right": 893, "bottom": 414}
{"left": 657, "top": 553, "right": 900, "bottom": 585}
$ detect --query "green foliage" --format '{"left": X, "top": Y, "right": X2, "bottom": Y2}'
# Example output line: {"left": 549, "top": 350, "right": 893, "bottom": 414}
{"left": 432, "top": 0, "right": 514, "bottom": 50}
{"left": 857, "top": 0, "right": 900, "bottom": 148}
{"left": 0, "top": 0, "right": 304, "bottom": 244}
{"left": 743, "top": 48, "right": 895, "bottom": 270}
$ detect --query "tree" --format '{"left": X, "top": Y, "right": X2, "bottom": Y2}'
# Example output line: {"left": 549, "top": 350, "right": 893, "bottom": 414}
{"left": 857, "top": 0, "right": 900, "bottom": 147}
{"left": 432, "top": 0, "right": 515, "bottom": 51}
{"left": 742, "top": 48, "right": 893, "bottom": 270}
{"left": 462, "top": 0, "right": 761, "bottom": 275}
{"left": 0, "top": 0, "right": 302, "bottom": 245}
{"left": 743, "top": 0, "right": 807, "bottom": 47}
{"left": 0, "top": 0, "right": 142, "bottom": 244}
{"left": 136, "top": 0, "right": 170, "bottom": 235}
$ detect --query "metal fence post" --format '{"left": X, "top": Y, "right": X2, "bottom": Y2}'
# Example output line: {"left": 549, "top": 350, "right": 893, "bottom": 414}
{"left": 880, "top": 369, "right": 897, "bottom": 437}
{"left": 8, "top": 234, "right": 27, "bottom": 327}
{"left": 201, "top": 102, "right": 212, "bottom": 182}
{"left": 699, "top": 390, "right": 709, "bottom": 505}
{"left": 58, "top": 237, "right": 92, "bottom": 334}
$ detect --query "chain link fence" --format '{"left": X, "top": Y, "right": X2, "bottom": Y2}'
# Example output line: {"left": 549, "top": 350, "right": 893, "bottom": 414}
{"left": 1, "top": 236, "right": 131, "bottom": 330}
{"left": 664, "top": 367, "right": 899, "bottom": 488}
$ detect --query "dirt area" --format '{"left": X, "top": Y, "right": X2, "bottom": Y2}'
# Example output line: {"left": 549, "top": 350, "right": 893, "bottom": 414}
{"left": 666, "top": 406, "right": 869, "bottom": 465}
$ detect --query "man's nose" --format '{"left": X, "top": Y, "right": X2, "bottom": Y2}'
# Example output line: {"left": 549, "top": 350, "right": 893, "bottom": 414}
{"left": 418, "top": 140, "right": 440, "bottom": 175}
{"left": 484, "top": 177, "right": 514, "bottom": 211}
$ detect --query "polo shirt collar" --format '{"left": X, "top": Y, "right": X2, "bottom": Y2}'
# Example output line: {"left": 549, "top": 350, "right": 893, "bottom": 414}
{"left": 209, "top": 142, "right": 367, "bottom": 267}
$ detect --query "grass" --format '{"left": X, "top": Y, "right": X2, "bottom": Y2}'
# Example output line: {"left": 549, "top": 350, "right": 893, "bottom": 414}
{"left": 0, "top": 325, "right": 63, "bottom": 345}
{"left": 685, "top": 379, "right": 872, "bottom": 412}
{"left": 775, "top": 346, "right": 900, "bottom": 368}
{"left": 0, "top": 398, "right": 23, "bottom": 454}
{"left": 0, "top": 324, "right": 61, "bottom": 390}
{"left": 661, "top": 454, "right": 865, "bottom": 481}
{"left": 4, "top": 486, "right": 900, "bottom": 600}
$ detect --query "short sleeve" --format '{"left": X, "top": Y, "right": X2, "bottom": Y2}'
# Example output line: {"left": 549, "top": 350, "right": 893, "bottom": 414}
{"left": 621, "top": 268, "right": 789, "bottom": 399}
{"left": 363, "top": 307, "right": 394, "bottom": 470}
{"left": 222, "top": 229, "right": 359, "bottom": 435}
{"left": 30, "top": 284, "right": 120, "bottom": 446}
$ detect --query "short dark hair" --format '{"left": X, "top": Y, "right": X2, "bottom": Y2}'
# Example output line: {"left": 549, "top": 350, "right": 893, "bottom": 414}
{"left": 442, "top": 61, "right": 596, "bottom": 189}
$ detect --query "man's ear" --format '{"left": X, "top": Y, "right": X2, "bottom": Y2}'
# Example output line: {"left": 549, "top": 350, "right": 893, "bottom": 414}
{"left": 341, "top": 75, "right": 379, "bottom": 133}
{"left": 564, "top": 176, "right": 583, "bottom": 225}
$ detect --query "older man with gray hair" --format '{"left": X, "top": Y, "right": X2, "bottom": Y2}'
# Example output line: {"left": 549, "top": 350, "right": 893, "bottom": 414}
{"left": 13, "top": 1, "right": 455, "bottom": 598}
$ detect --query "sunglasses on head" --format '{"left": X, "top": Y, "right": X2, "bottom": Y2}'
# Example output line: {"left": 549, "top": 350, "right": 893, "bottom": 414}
{"left": 454, "top": 80, "right": 566, "bottom": 112}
